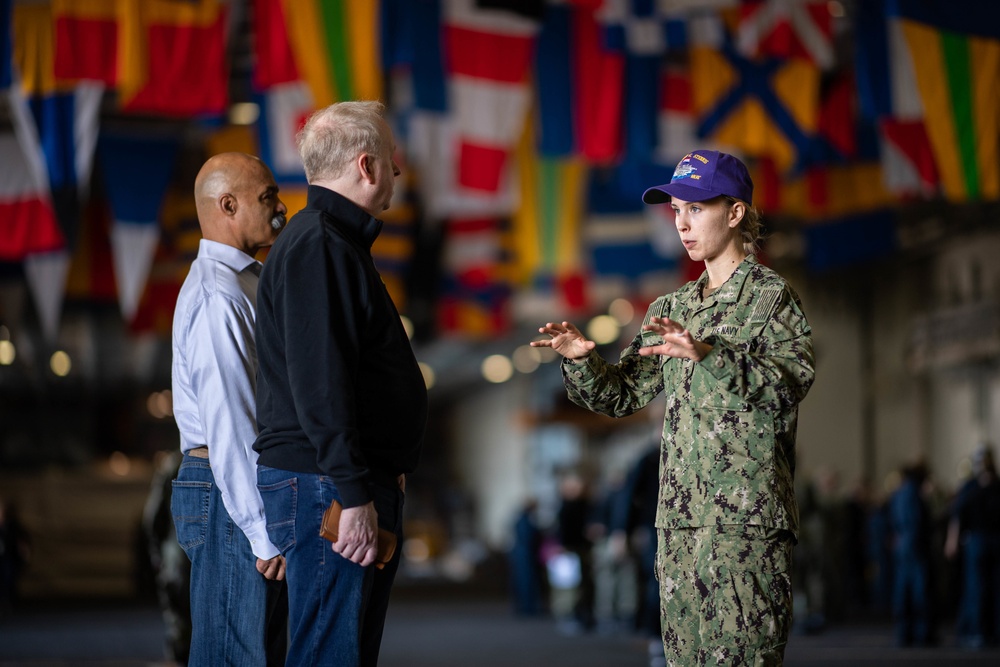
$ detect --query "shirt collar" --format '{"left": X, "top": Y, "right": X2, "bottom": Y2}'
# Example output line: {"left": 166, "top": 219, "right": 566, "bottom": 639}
{"left": 306, "top": 184, "right": 384, "bottom": 249}
{"left": 679, "top": 254, "right": 758, "bottom": 306}
{"left": 197, "top": 239, "right": 261, "bottom": 275}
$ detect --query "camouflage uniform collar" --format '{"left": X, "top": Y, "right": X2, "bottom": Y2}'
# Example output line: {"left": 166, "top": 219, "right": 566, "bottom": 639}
{"left": 682, "top": 254, "right": 757, "bottom": 306}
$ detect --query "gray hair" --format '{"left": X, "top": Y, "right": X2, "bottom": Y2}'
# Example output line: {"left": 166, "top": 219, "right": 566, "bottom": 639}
{"left": 296, "top": 101, "right": 388, "bottom": 182}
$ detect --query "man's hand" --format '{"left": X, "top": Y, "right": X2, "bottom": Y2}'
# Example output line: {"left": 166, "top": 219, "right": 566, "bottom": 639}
{"left": 256, "top": 555, "right": 286, "bottom": 581}
{"left": 331, "top": 501, "right": 378, "bottom": 567}
{"left": 638, "top": 316, "right": 712, "bottom": 361}
{"left": 531, "top": 321, "right": 596, "bottom": 360}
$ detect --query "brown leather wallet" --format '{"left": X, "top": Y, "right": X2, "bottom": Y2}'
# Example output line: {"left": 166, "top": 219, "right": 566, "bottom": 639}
{"left": 319, "top": 500, "right": 398, "bottom": 570}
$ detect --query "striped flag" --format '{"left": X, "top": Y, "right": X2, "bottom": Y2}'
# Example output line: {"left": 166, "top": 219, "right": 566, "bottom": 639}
{"left": 407, "top": 110, "right": 520, "bottom": 219}
{"left": 855, "top": 0, "right": 938, "bottom": 197}
{"left": 437, "top": 216, "right": 512, "bottom": 337}
{"left": 890, "top": 0, "right": 1000, "bottom": 201}
{"left": 597, "top": 0, "right": 687, "bottom": 56}
{"left": 251, "top": 0, "right": 389, "bottom": 186}
{"left": 655, "top": 64, "right": 702, "bottom": 166}
{"left": 585, "top": 213, "right": 672, "bottom": 280}
{"left": 444, "top": 0, "right": 539, "bottom": 192}
{"left": 0, "top": 105, "right": 63, "bottom": 261}
{"left": 9, "top": 2, "right": 103, "bottom": 340}
{"left": 255, "top": 82, "right": 313, "bottom": 184}
{"left": 255, "top": 0, "right": 384, "bottom": 108}
{"left": 585, "top": 160, "right": 680, "bottom": 301}
{"left": 9, "top": 2, "right": 100, "bottom": 247}
{"left": 372, "top": 173, "right": 419, "bottom": 311}
{"left": 573, "top": 2, "right": 623, "bottom": 164}
{"left": 511, "top": 120, "right": 588, "bottom": 311}
{"left": 593, "top": 1, "right": 687, "bottom": 164}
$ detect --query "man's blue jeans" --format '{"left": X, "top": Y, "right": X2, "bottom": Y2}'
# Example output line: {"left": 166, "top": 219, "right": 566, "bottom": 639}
{"left": 257, "top": 466, "right": 403, "bottom": 667}
{"left": 171, "top": 454, "right": 288, "bottom": 666}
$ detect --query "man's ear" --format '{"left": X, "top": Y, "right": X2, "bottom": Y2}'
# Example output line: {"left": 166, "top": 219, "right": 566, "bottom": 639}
{"left": 220, "top": 193, "right": 238, "bottom": 216}
{"left": 358, "top": 153, "right": 376, "bottom": 184}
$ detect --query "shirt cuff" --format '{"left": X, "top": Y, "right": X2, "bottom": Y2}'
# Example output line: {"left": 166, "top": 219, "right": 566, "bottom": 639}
{"left": 244, "top": 522, "right": 280, "bottom": 560}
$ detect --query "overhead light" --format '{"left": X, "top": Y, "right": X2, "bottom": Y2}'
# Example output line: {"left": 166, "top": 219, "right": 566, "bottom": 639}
{"left": 50, "top": 350, "right": 71, "bottom": 377}
{"left": 0, "top": 340, "right": 14, "bottom": 365}
{"left": 418, "top": 361, "right": 436, "bottom": 389}
{"left": 608, "top": 298, "right": 635, "bottom": 326}
{"left": 147, "top": 390, "right": 173, "bottom": 419}
{"left": 108, "top": 451, "right": 131, "bottom": 477}
{"left": 512, "top": 345, "right": 541, "bottom": 373}
{"left": 481, "top": 354, "right": 513, "bottom": 383}
{"left": 586, "top": 315, "right": 620, "bottom": 345}
{"left": 534, "top": 344, "right": 558, "bottom": 363}
{"left": 229, "top": 102, "right": 260, "bottom": 126}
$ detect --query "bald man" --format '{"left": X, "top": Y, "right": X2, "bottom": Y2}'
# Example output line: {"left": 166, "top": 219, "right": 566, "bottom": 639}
{"left": 170, "top": 153, "right": 289, "bottom": 666}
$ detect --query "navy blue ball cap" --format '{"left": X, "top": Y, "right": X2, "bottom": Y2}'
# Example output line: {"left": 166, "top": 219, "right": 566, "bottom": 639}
{"left": 642, "top": 150, "right": 753, "bottom": 205}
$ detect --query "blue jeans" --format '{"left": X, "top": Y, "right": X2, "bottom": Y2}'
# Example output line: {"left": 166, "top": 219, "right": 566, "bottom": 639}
{"left": 171, "top": 454, "right": 288, "bottom": 667}
{"left": 958, "top": 533, "right": 1000, "bottom": 643}
{"left": 891, "top": 549, "right": 929, "bottom": 645}
{"left": 257, "top": 466, "right": 404, "bottom": 667}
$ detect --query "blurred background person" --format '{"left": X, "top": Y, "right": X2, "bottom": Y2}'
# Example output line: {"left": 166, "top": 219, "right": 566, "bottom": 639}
{"left": 589, "top": 466, "right": 636, "bottom": 636}
{"left": 0, "top": 498, "right": 30, "bottom": 618}
{"left": 946, "top": 446, "right": 1000, "bottom": 648}
{"left": 887, "top": 461, "right": 933, "bottom": 647}
{"left": 621, "top": 444, "right": 663, "bottom": 666}
{"left": 507, "top": 497, "right": 545, "bottom": 617}
{"left": 549, "top": 471, "right": 594, "bottom": 635}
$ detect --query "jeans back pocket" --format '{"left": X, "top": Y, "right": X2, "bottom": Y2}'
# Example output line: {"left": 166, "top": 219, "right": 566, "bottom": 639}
{"left": 257, "top": 475, "right": 298, "bottom": 553}
{"left": 170, "top": 480, "right": 212, "bottom": 555}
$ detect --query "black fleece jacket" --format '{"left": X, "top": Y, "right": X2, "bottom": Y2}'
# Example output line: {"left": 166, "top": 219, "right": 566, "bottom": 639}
{"left": 254, "top": 185, "right": 427, "bottom": 508}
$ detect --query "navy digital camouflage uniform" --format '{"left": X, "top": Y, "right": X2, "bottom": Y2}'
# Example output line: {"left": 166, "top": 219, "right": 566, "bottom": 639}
{"left": 561, "top": 255, "right": 814, "bottom": 666}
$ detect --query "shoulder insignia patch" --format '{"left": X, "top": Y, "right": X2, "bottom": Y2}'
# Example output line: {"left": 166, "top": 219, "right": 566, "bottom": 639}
{"left": 750, "top": 288, "right": 783, "bottom": 324}
{"left": 641, "top": 296, "right": 669, "bottom": 345}
{"left": 642, "top": 296, "right": 668, "bottom": 326}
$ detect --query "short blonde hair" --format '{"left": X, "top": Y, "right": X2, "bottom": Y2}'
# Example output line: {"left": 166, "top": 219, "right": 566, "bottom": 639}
{"left": 296, "top": 101, "right": 388, "bottom": 182}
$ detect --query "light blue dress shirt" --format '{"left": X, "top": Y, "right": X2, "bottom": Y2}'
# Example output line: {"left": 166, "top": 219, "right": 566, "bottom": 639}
{"left": 171, "top": 239, "right": 278, "bottom": 560}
